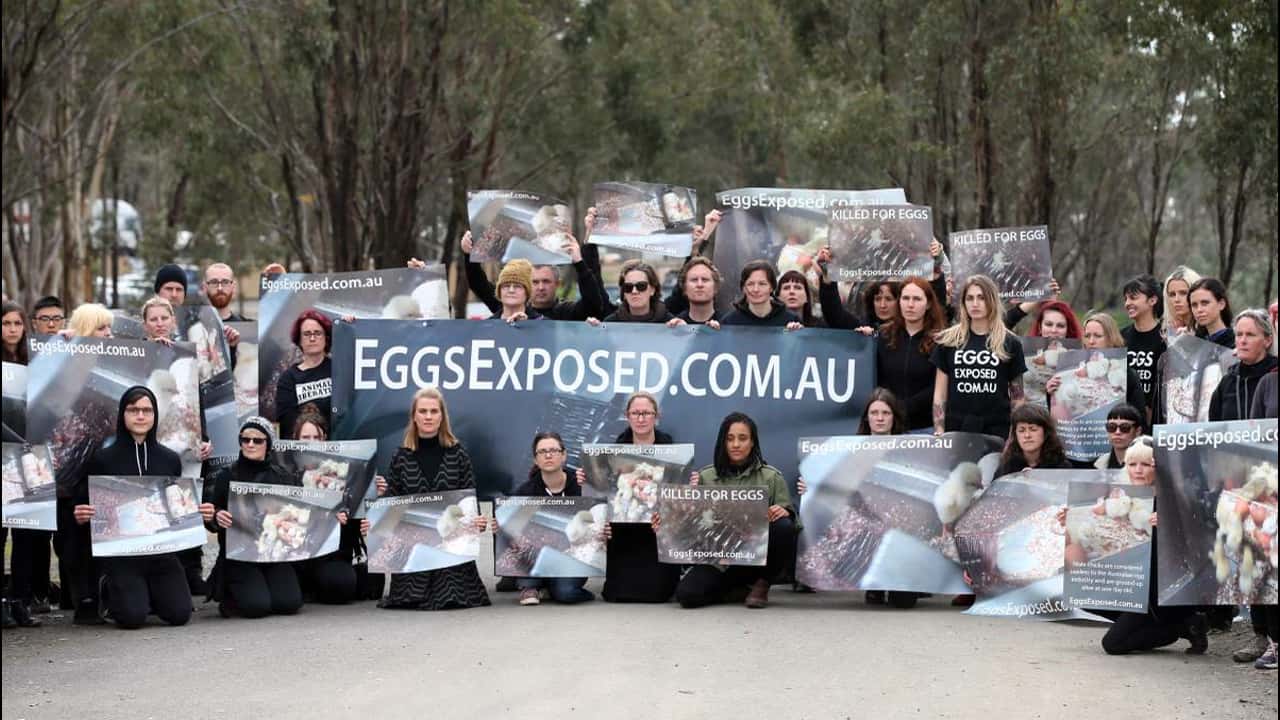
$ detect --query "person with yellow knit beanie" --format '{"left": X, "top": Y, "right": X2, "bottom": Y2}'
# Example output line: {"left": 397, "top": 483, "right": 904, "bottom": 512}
{"left": 493, "top": 259, "right": 541, "bottom": 323}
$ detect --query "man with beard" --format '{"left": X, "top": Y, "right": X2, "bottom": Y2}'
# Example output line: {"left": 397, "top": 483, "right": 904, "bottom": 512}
{"left": 203, "top": 263, "right": 244, "bottom": 357}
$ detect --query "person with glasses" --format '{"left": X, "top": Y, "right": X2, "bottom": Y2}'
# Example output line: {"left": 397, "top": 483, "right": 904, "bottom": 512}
{"left": 29, "top": 296, "right": 66, "bottom": 336}
{"left": 200, "top": 416, "right": 305, "bottom": 619}
{"left": 68, "top": 387, "right": 191, "bottom": 628}
{"left": 275, "top": 310, "right": 334, "bottom": 438}
{"left": 596, "top": 260, "right": 674, "bottom": 324}
{"left": 720, "top": 260, "right": 803, "bottom": 328}
{"left": 202, "top": 263, "right": 245, "bottom": 359}
{"left": 378, "top": 388, "right": 490, "bottom": 611}
{"left": 502, "top": 432, "right": 596, "bottom": 606}
{"left": 575, "top": 391, "right": 681, "bottom": 603}
{"left": 1088, "top": 404, "right": 1144, "bottom": 471}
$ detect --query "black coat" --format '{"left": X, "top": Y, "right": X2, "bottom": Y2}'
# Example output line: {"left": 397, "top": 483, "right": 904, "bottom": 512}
{"left": 1210, "top": 354, "right": 1279, "bottom": 422}
{"left": 721, "top": 298, "right": 798, "bottom": 327}
{"left": 875, "top": 325, "right": 939, "bottom": 430}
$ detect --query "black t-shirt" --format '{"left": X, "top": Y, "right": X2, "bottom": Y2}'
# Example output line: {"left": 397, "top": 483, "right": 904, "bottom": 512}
{"left": 1121, "top": 324, "right": 1164, "bottom": 413}
{"left": 276, "top": 357, "right": 333, "bottom": 438}
{"left": 930, "top": 332, "right": 1027, "bottom": 436}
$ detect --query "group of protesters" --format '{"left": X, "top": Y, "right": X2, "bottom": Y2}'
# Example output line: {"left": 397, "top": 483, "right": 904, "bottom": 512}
{"left": 1, "top": 205, "right": 1276, "bottom": 672}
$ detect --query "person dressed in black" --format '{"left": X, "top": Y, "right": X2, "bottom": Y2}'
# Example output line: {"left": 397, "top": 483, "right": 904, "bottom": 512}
{"left": 720, "top": 260, "right": 802, "bottom": 328}
{"left": 378, "top": 388, "right": 490, "bottom": 610}
{"left": 994, "top": 405, "right": 1072, "bottom": 476}
{"left": 1119, "top": 274, "right": 1165, "bottom": 417}
{"left": 668, "top": 412, "right": 797, "bottom": 609}
{"left": 931, "top": 275, "right": 1027, "bottom": 439}
{"left": 667, "top": 257, "right": 723, "bottom": 327}
{"left": 457, "top": 230, "right": 603, "bottom": 321}
{"left": 1085, "top": 404, "right": 1144, "bottom": 471}
{"left": 576, "top": 391, "right": 681, "bottom": 603}
{"left": 71, "top": 386, "right": 192, "bottom": 629}
{"left": 274, "top": 309, "right": 333, "bottom": 438}
{"left": 289, "top": 410, "right": 368, "bottom": 605}
{"left": 506, "top": 432, "right": 595, "bottom": 605}
{"left": 875, "top": 278, "right": 947, "bottom": 432}
{"left": 202, "top": 416, "right": 304, "bottom": 619}
{"left": 1189, "top": 278, "right": 1235, "bottom": 348}
{"left": 776, "top": 270, "right": 824, "bottom": 327}
{"left": 2, "top": 302, "right": 51, "bottom": 628}
{"left": 1074, "top": 437, "right": 1209, "bottom": 655}
{"left": 598, "top": 260, "right": 674, "bottom": 324}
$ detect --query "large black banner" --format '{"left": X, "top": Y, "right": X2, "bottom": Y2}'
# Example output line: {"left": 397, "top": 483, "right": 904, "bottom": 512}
{"left": 1154, "top": 419, "right": 1277, "bottom": 606}
{"left": 331, "top": 320, "right": 875, "bottom": 498}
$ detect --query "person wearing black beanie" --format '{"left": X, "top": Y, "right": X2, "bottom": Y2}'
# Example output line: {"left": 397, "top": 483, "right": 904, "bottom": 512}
{"left": 68, "top": 386, "right": 191, "bottom": 628}
{"left": 201, "top": 416, "right": 305, "bottom": 619}
{"left": 154, "top": 264, "right": 188, "bottom": 306}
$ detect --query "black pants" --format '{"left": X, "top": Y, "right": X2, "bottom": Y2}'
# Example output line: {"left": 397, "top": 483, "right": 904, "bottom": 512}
{"left": 101, "top": 556, "right": 193, "bottom": 629}
{"left": 223, "top": 559, "right": 303, "bottom": 618}
{"left": 177, "top": 546, "right": 206, "bottom": 595}
{"left": 297, "top": 553, "right": 358, "bottom": 604}
{"left": 8, "top": 529, "right": 53, "bottom": 602}
{"left": 1101, "top": 608, "right": 1192, "bottom": 655}
{"left": 677, "top": 517, "right": 796, "bottom": 609}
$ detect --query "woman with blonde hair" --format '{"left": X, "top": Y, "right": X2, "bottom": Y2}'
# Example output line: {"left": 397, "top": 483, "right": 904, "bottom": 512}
{"left": 1162, "top": 266, "right": 1202, "bottom": 338}
{"left": 66, "top": 303, "right": 114, "bottom": 338}
{"left": 930, "top": 275, "right": 1027, "bottom": 439}
{"left": 141, "top": 296, "right": 177, "bottom": 344}
{"left": 378, "top": 387, "right": 490, "bottom": 610}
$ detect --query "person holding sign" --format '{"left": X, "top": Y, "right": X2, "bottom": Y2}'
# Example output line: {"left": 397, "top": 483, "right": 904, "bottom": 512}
{"left": 65, "top": 303, "right": 114, "bottom": 338}
{"left": 931, "top": 275, "right": 1027, "bottom": 439}
{"left": 1028, "top": 301, "right": 1082, "bottom": 341}
{"left": 141, "top": 296, "right": 178, "bottom": 344}
{"left": 275, "top": 309, "right": 334, "bottom": 439}
{"left": 201, "top": 417, "right": 304, "bottom": 619}
{"left": 775, "top": 270, "right": 824, "bottom": 327}
{"left": 1079, "top": 437, "right": 1209, "bottom": 656}
{"left": 505, "top": 432, "right": 596, "bottom": 606}
{"left": 576, "top": 391, "right": 681, "bottom": 603}
{"left": 720, "top": 261, "right": 802, "bottom": 329}
{"left": 666, "top": 412, "right": 796, "bottom": 609}
{"left": 1044, "top": 313, "right": 1147, "bottom": 425}
{"left": 1208, "top": 309, "right": 1277, "bottom": 424}
{"left": 378, "top": 388, "right": 490, "bottom": 611}
{"left": 458, "top": 230, "right": 604, "bottom": 321}
{"left": 70, "top": 386, "right": 191, "bottom": 628}
{"left": 668, "top": 257, "right": 723, "bottom": 327}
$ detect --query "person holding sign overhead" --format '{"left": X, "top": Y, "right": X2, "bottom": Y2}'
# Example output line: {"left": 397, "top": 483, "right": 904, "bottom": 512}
{"left": 378, "top": 388, "right": 490, "bottom": 611}
{"left": 720, "top": 261, "right": 803, "bottom": 329}
{"left": 931, "top": 275, "right": 1027, "bottom": 439}
{"left": 71, "top": 386, "right": 191, "bottom": 628}
{"left": 665, "top": 412, "right": 796, "bottom": 609}
{"left": 201, "top": 417, "right": 305, "bottom": 619}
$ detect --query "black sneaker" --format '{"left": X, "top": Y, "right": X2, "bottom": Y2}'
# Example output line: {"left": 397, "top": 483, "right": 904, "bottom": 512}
{"left": 72, "top": 599, "right": 104, "bottom": 626}
{"left": 865, "top": 590, "right": 886, "bottom": 605}
{"left": 495, "top": 576, "right": 519, "bottom": 593}
{"left": 9, "top": 600, "right": 42, "bottom": 628}
{"left": 1183, "top": 613, "right": 1209, "bottom": 655}
{"left": 888, "top": 592, "right": 920, "bottom": 609}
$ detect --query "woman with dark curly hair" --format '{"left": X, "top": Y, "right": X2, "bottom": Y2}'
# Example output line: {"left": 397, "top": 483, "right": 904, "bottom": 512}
{"left": 995, "top": 404, "right": 1071, "bottom": 475}
{"left": 275, "top": 309, "right": 333, "bottom": 438}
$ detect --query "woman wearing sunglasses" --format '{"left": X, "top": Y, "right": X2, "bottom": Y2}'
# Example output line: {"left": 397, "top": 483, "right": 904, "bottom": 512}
{"left": 200, "top": 417, "right": 305, "bottom": 619}
{"left": 68, "top": 386, "right": 190, "bottom": 628}
{"left": 598, "top": 260, "right": 674, "bottom": 324}
{"left": 1088, "top": 404, "right": 1144, "bottom": 471}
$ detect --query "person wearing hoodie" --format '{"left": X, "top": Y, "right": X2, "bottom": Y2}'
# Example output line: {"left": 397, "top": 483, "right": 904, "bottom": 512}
{"left": 576, "top": 391, "right": 681, "bottom": 603}
{"left": 1207, "top": 309, "right": 1279, "bottom": 666}
{"left": 1209, "top": 309, "right": 1278, "bottom": 423}
{"left": 456, "top": 231, "right": 603, "bottom": 321}
{"left": 720, "top": 260, "right": 803, "bottom": 329}
{"left": 69, "top": 386, "right": 191, "bottom": 628}
{"left": 201, "top": 417, "right": 304, "bottom": 619}
{"left": 504, "top": 432, "right": 595, "bottom": 606}
{"left": 598, "top": 260, "right": 674, "bottom": 324}
{"left": 665, "top": 412, "right": 796, "bottom": 609}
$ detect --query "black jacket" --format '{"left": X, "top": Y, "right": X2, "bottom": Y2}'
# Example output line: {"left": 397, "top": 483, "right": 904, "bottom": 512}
{"left": 487, "top": 305, "right": 544, "bottom": 321}
{"left": 513, "top": 467, "right": 581, "bottom": 497}
{"left": 1209, "top": 354, "right": 1279, "bottom": 422}
{"left": 604, "top": 300, "right": 674, "bottom": 324}
{"left": 614, "top": 427, "right": 674, "bottom": 445}
{"left": 875, "top": 325, "right": 939, "bottom": 430}
{"left": 467, "top": 255, "right": 606, "bottom": 321}
{"left": 721, "top": 298, "right": 799, "bottom": 327}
